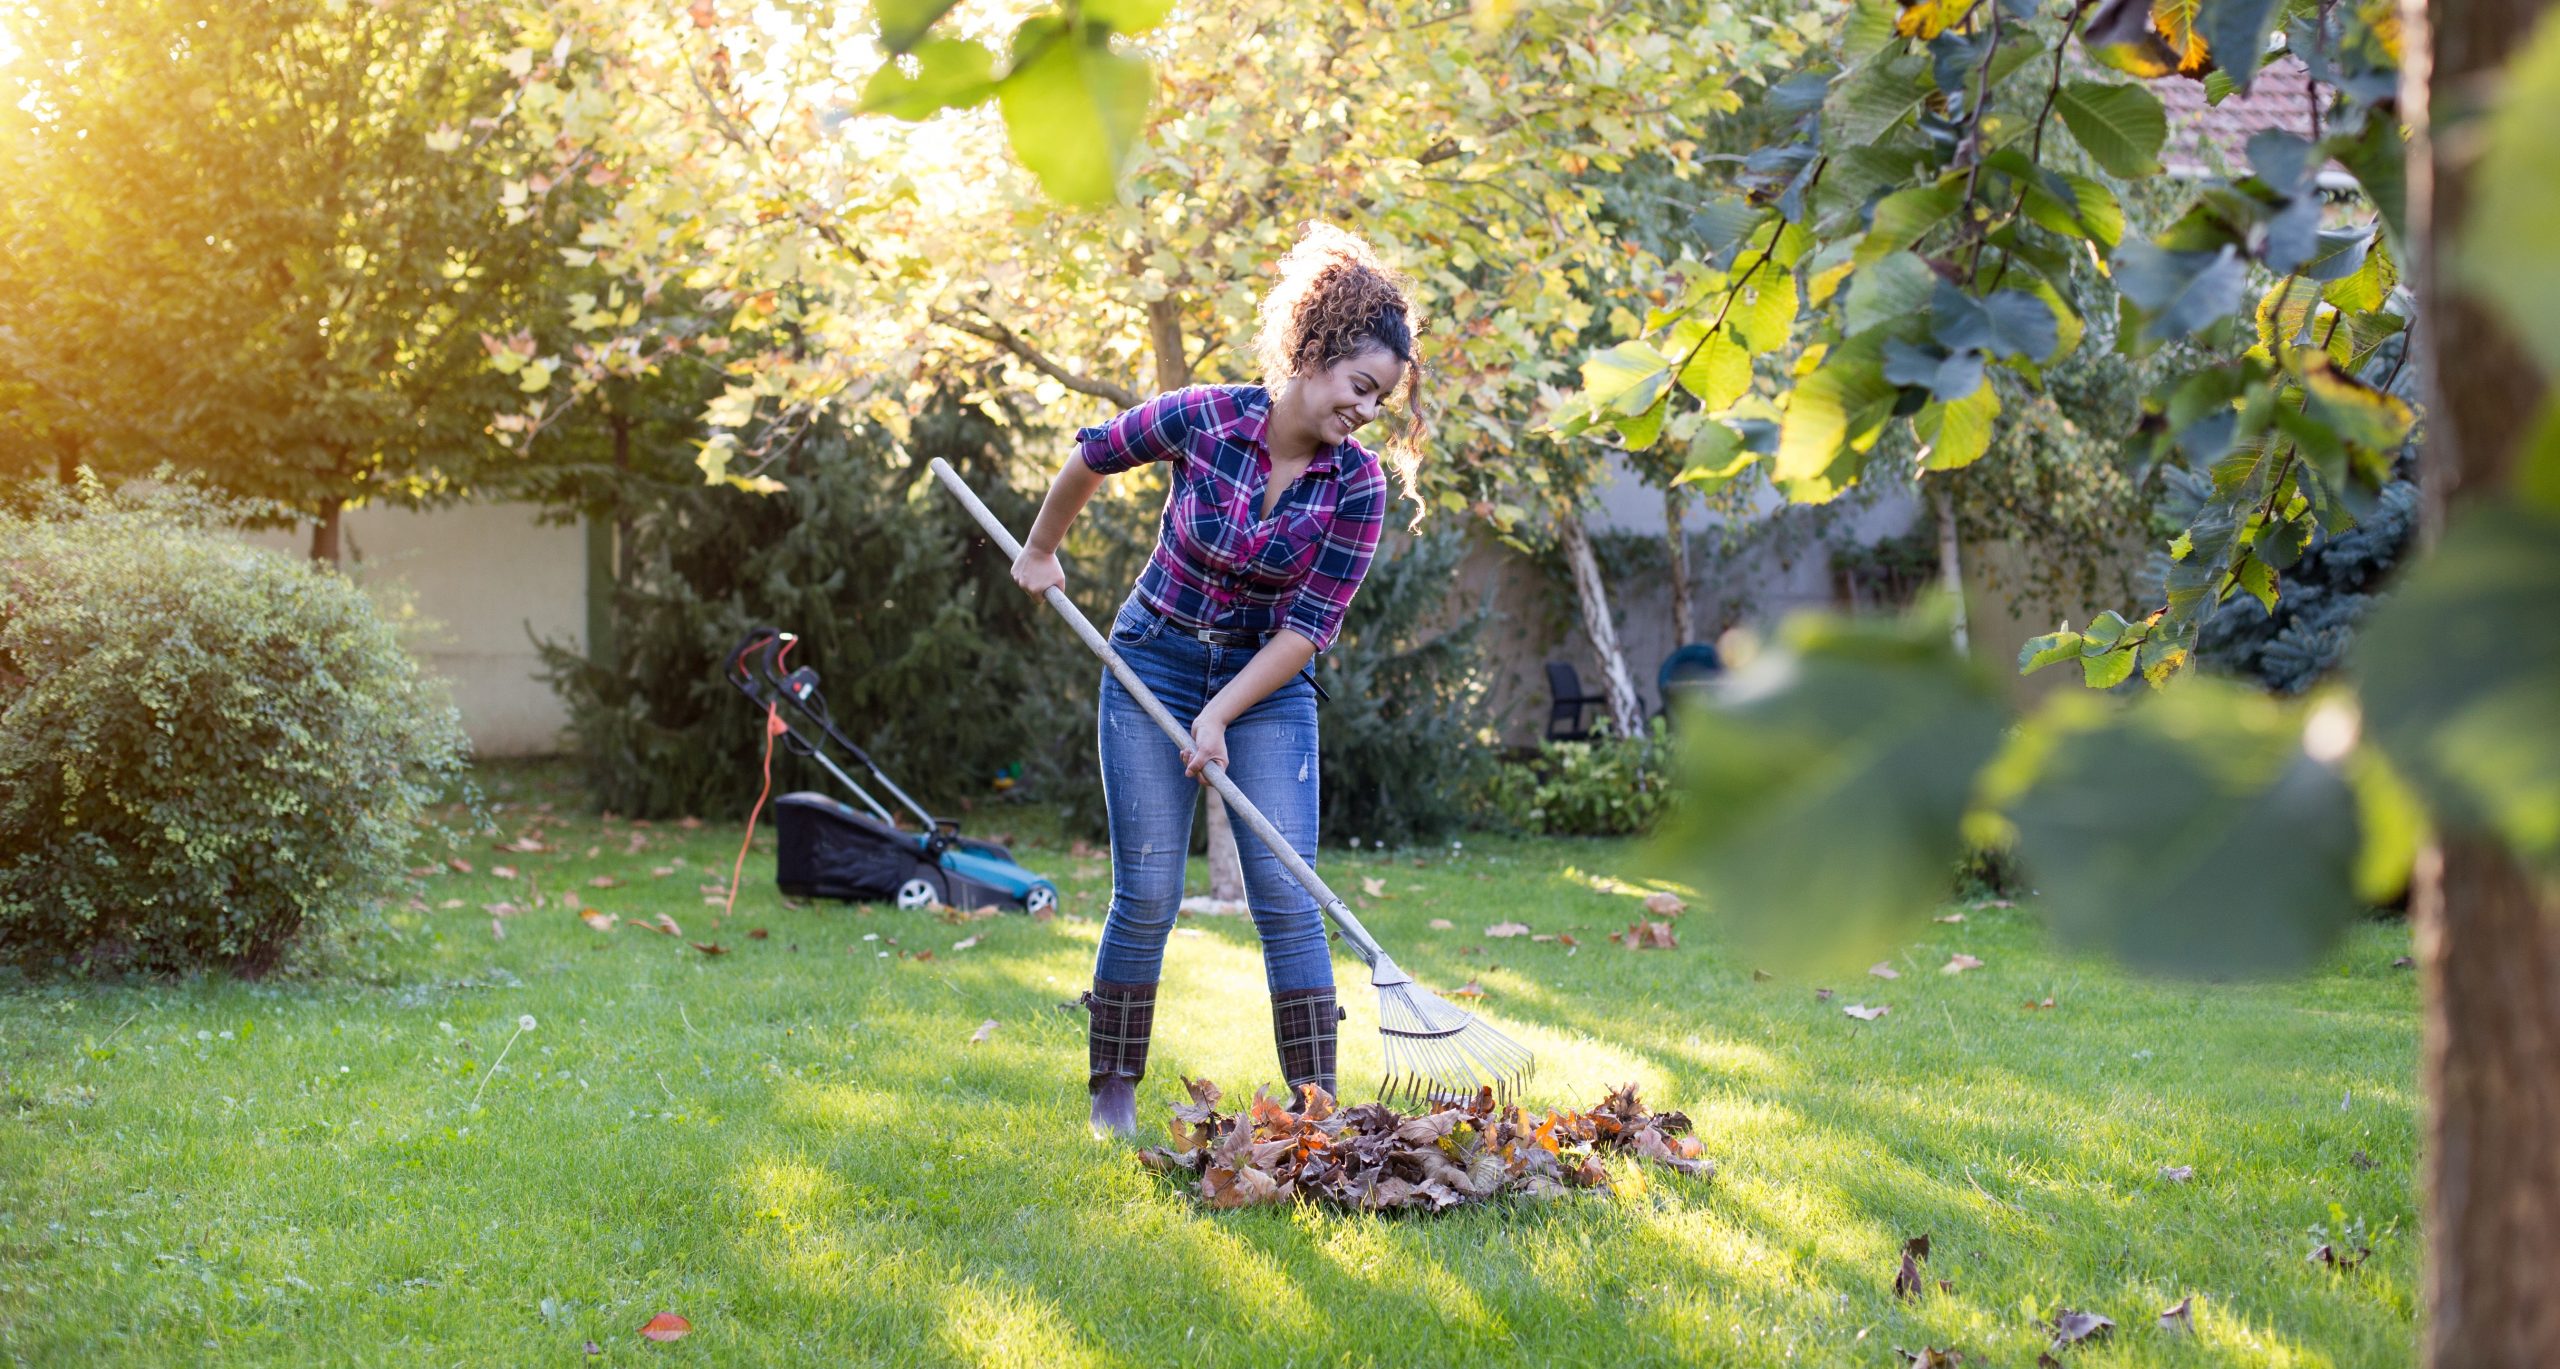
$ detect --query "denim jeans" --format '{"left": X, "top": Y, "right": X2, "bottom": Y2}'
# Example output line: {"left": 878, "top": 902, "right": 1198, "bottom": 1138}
{"left": 1091, "top": 594, "right": 1333, "bottom": 994}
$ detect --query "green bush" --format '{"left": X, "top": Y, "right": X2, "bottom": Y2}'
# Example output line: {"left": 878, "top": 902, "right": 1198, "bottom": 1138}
{"left": 1483, "top": 719, "right": 1674, "bottom": 837}
{"left": 0, "top": 476, "right": 470, "bottom": 975}
{"left": 1315, "top": 526, "right": 1495, "bottom": 846}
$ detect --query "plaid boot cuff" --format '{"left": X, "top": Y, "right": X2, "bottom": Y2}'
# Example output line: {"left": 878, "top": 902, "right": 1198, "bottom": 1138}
{"left": 1271, "top": 986, "right": 1346, "bottom": 1106}
{"left": 1082, "top": 979, "right": 1157, "bottom": 1089}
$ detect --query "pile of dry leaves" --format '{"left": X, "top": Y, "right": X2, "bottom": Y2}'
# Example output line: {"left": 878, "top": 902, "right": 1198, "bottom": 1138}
{"left": 1138, "top": 1079, "right": 1711, "bottom": 1213}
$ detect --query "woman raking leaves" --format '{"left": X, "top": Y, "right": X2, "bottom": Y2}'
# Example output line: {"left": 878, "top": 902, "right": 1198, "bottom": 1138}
{"left": 1007, "top": 225, "right": 1428, "bottom": 1138}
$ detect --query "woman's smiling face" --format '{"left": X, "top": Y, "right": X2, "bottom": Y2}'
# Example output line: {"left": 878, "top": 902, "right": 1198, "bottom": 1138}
{"left": 1296, "top": 343, "right": 1406, "bottom": 448}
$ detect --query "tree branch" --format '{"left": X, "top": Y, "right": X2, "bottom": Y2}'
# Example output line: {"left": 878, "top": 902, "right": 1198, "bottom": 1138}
{"left": 932, "top": 308, "right": 1140, "bottom": 408}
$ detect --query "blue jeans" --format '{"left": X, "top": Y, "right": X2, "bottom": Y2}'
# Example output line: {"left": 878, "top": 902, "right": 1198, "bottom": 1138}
{"left": 1092, "top": 594, "right": 1333, "bottom": 994}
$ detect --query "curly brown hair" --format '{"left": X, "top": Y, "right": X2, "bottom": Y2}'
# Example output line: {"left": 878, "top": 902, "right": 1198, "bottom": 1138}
{"left": 1254, "top": 223, "right": 1430, "bottom": 519}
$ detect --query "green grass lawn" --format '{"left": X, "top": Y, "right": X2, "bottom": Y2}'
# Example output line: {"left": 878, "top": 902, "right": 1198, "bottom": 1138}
{"left": 1, "top": 764, "right": 2419, "bottom": 1366}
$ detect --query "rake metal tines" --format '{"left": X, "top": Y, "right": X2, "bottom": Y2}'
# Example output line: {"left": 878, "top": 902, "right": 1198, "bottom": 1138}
{"left": 1373, "top": 980, "right": 1535, "bottom": 1107}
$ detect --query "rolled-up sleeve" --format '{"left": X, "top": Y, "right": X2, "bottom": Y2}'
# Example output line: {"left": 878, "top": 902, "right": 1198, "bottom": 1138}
{"left": 1077, "top": 387, "right": 1208, "bottom": 474}
{"left": 1282, "top": 459, "right": 1387, "bottom": 653}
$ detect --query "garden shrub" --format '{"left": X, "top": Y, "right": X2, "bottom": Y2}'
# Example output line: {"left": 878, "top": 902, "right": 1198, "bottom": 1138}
{"left": 1483, "top": 719, "right": 1674, "bottom": 837}
{"left": 0, "top": 476, "right": 470, "bottom": 975}
{"left": 1315, "top": 526, "right": 1495, "bottom": 847}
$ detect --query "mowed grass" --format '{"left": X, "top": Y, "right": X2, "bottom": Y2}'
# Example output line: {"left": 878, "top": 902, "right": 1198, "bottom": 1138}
{"left": 1, "top": 764, "right": 2418, "bottom": 1366}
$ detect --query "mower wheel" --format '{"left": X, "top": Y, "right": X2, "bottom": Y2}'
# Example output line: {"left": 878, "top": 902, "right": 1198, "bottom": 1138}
{"left": 1023, "top": 885, "right": 1058, "bottom": 917}
{"left": 894, "top": 877, "right": 940, "bottom": 910}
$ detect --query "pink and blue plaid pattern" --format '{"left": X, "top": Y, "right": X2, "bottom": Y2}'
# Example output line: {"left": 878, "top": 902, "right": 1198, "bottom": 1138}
{"left": 1077, "top": 384, "right": 1385, "bottom": 653}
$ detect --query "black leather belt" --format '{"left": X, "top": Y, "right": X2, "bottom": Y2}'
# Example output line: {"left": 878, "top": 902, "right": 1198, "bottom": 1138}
{"left": 1179, "top": 623, "right": 1272, "bottom": 647}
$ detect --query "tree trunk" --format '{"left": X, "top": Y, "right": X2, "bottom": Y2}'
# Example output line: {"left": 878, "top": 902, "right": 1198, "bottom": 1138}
{"left": 1664, "top": 485, "right": 1695, "bottom": 648}
{"left": 1145, "top": 297, "right": 1247, "bottom": 900}
{"left": 309, "top": 497, "right": 344, "bottom": 567}
{"left": 1556, "top": 510, "right": 1644, "bottom": 736}
{"left": 1931, "top": 483, "right": 1970, "bottom": 654}
{"left": 54, "top": 434, "right": 81, "bottom": 486}
{"left": 2405, "top": 4, "right": 2560, "bottom": 1364}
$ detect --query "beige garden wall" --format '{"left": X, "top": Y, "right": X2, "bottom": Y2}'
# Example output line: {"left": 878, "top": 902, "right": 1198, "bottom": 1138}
{"left": 238, "top": 502, "right": 587, "bottom": 757}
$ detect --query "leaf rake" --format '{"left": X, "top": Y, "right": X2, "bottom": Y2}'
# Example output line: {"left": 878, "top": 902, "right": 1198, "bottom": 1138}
{"left": 929, "top": 458, "right": 1535, "bottom": 1106}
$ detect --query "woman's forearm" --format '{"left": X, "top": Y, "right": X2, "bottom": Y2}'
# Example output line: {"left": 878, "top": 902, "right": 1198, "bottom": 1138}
{"left": 1204, "top": 630, "right": 1318, "bottom": 724}
{"left": 1025, "top": 453, "right": 1105, "bottom": 554}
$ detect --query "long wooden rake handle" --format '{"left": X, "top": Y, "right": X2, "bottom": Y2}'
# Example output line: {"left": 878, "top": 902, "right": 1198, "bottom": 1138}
{"left": 927, "top": 457, "right": 1411, "bottom": 988}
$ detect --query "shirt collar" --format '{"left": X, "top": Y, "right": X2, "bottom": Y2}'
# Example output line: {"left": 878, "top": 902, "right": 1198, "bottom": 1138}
{"left": 1211, "top": 386, "right": 1343, "bottom": 476}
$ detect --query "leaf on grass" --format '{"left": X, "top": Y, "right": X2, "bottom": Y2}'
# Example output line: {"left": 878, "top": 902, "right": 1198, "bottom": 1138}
{"left": 1934, "top": 912, "right": 1965, "bottom": 924}
{"left": 2024, "top": 997, "right": 2057, "bottom": 1010}
{"left": 952, "top": 935, "right": 981, "bottom": 952}
{"left": 1361, "top": 877, "right": 1389, "bottom": 898}
{"left": 1486, "top": 922, "right": 1531, "bottom": 939}
{"left": 1642, "top": 891, "right": 1686, "bottom": 917}
{"left": 581, "top": 911, "right": 617, "bottom": 932}
{"left": 1816, "top": 987, "right": 1837, "bottom": 1001}
{"left": 490, "top": 917, "right": 506, "bottom": 941}
{"left": 2159, "top": 1294, "right": 2197, "bottom": 1334}
{"left": 1896, "top": 1349, "right": 1964, "bottom": 1368}
{"left": 1893, "top": 1245, "right": 1927, "bottom": 1297}
{"left": 657, "top": 914, "right": 683, "bottom": 936}
{"left": 2049, "top": 1308, "right": 2115, "bottom": 1349}
{"left": 1448, "top": 981, "right": 1486, "bottom": 1000}
{"left": 1752, "top": 968, "right": 1775, "bottom": 982}
{"left": 747, "top": 928, "right": 768, "bottom": 940}
{"left": 492, "top": 865, "right": 519, "bottom": 881}
{"left": 449, "top": 857, "right": 475, "bottom": 875}
{"left": 639, "top": 1311, "right": 690, "bottom": 1342}
{"left": 1869, "top": 961, "right": 1902, "bottom": 979}
{"left": 690, "top": 941, "right": 727, "bottom": 956}
{"left": 1428, "top": 918, "right": 1454, "bottom": 930}
{"left": 484, "top": 902, "right": 521, "bottom": 918}
{"left": 588, "top": 876, "right": 623, "bottom": 889}
{"left": 652, "top": 866, "right": 676, "bottom": 879}
{"left": 2392, "top": 956, "right": 2415, "bottom": 969}
{"left": 969, "top": 1019, "right": 998, "bottom": 1044}
{"left": 1613, "top": 921, "right": 1678, "bottom": 949}
{"left": 1941, "top": 953, "right": 1984, "bottom": 974}
{"left": 1844, "top": 1003, "right": 1890, "bottom": 1021}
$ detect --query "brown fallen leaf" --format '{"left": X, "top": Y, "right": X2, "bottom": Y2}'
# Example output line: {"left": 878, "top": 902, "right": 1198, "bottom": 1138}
{"left": 2023, "top": 996, "right": 2057, "bottom": 1010}
{"left": 1868, "top": 960, "right": 1901, "bottom": 979}
{"left": 1642, "top": 890, "right": 1685, "bottom": 918}
{"left": 651, "top": 866, "right": 675, "bottom": 878}
{"left": 561, "top": 891, "right": 582, "bottom": 913}
{"left": 1896, "top": 1348, "right": 1964, "bottom": 1368}
{"left": 2158, "top": 1164, "right": 2195, "bottom": 1182}
{"left": 690, "top": 941, "right": 727, "bottom": 956}
{"left": 2158, "top": 1294, "right": 2197, "bottom": 1334}
{"left": 584, "top": 1340, "right": 602, "bottom": 1356}
{"left": 448, "top": 857, "right": 475, "bottom": 875}
{"left": 1613, "top": 920, "right": 1677, "bottom": 950}
{"left": 1893, "top": 1234, "right": 1929, "bottom": 1298}
{"left": 1751, "top": 968, "right": 1774, "bottom": 982}
{"left": 640, "top": 1311, "right": 690, "bottom": 1342}
{"left": 1815, "top": 987, "right": 1836, "bottom": 1001}
{"left": 1531, "top": 934, "right": 1558, "bottom": 943}
{"left": 483, "top": 901, "right": 521, "bottom": 918}
{"left": 1428, "top": 918, "right": 1454, "bottom": 931}
{"left": 489, "top": 917, "right": 506, "bottom": 941}
{"left": 1933, "top": 912, "right": 1966, "bottom": 924}
{"left": 655, "top": 913, "right": 683, "bottom": 937}
{"left": 2391, "top": 956, "right": 2415, "bottom": 969}
{"left": 1843, "top": 1003, "right": 1889, "bottom": 1021}
{"left": 439, "top": 898, "right": 466, "bottom": 910}
{"left": 1360, "top": 876, "right": 1388, "bottom": 898}
{"left": 1447, "top": 981, "right": 1486, "bottom": 1000}
{"left": 1558, "top": 933, "right": 1578, "bottom": 948}
{"left": 676, "top": 816, "right": 703, "bottom": 830}
{"left": 1032, "top": 906, "right": 1055, "bottom": 923}
{"left": 1486, "top": 921, "right": 1530, "bottom": 939}
{"left": 581, "top": 911, "right": 618, "bottom": 932}
{"left": 1975, "top": 898, "right": 2015, "bottom": 909}
{"left": 2049, "top": 1308, "right": 2114, "bottom": 1349}
{"left": 588, "top": 875, "right": 623, "bottom": 890}
{"left": 968, "top": 1019, "right": 998, "bottom": 1045}
{"left": 491, "top": 865, "right": 519, "bottom": 881}
{"left": 1942, "top": 953, "right": 1984, "bottom": 974}
{"left": 2350, "top": 1150, "right": 2376, "bottom": 1171}
{"left": 952, "top": 935, "right": 981, "bottom": 952}
{"left": 747, "top": 927, "right": 769, "bottom": 940}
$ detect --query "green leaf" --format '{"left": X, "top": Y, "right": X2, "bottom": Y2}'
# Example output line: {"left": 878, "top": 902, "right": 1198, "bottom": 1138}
{"left": 2020, "top": 630, "right": 2086, "bottom": 673}
{"left": 1581, "top": 339, "right": 1674, "bottom": 414}
{"left": 2200, "top": 0, "right": 2285, "bottom": 88}
{"left": 2053, "top": 80, "right": 2168, "bottom": 179}
{"left": 2333, "top": 113, "right": 2409, "bottom": 254}
{"left": 1671, "top": 323, "right": 1753, "bottom": 411}
{"left": 2346, "top": 744, "right": 2427, "bottom": 905}
{"left": 997, "top": 19, "right": 1154, "bottom": 206}
{"left": 1776, "top": 337, "right": 1896, "bottom": 484}
{"left": 2323, "top": 229, "right": 2398, "bottom": 314}
{"left": 2018, "top": 168, "right": 2125, "bottom": 250}
{"left": 1846, "top": 251, "right": 1937, "bottom": 337}
{"left": 1914, "top": 381, "right": 2000, "bottom": 470}
{"left": 2459, "top": 9, "right": 2560, "bottom": 377}
{"left": 876, "top": 0, "right": 964, "bottom": 54}
{"left": 1855, "top": 180, "right": 1964, "bottom": 268}
{"left": 2009, "top": 681, "right": 2363, "bottom": 975}
{"left": 2233, "top": 554, "right": 2279, "bottom": 614}
{"left": 1728, "top": 272, "right": 1799, "bottom": 354}
{"left": 1930, "top": 283, "right": 2059, "bottom": 361}
{"left": 2115, "top": 242, "right": 2249, "bottom": 340}
{"left": 1677, "top": 421, "right": 1762, "bottom": 493}
{"left": 1827, "top": 53, "right": 1932, "bottom": 146}
{"left": 2081, "top": 646, "right": 2136, "bottom": 689}
{"left": 1656, "top": 608, "right": 2009, "bottom": 968}
{"left": 2361, "top": 505, "right": 2560, "bottom": 870}
{"left": 858, "top": 38, "right": 997, "bottom": 120}
{"left": 1082, "top": 0, "right": 1176, "bottom": 33}
{"left": 2300, "top": 355, "right": 2415, "bottom": 452}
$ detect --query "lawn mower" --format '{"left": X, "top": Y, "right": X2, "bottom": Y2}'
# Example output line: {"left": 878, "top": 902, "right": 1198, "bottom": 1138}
{"left": 724, "top": 626, "right": 1059, "bottom": 916}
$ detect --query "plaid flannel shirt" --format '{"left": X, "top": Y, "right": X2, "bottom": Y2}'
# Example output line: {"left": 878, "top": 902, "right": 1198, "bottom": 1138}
{"left": 1076, "top": 384, "right": 1385, "bottom": 653}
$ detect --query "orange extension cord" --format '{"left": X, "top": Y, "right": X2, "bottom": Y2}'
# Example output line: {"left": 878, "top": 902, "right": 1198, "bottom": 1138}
{"left": 721, "top": 638, "right": 795, "bottom": 925}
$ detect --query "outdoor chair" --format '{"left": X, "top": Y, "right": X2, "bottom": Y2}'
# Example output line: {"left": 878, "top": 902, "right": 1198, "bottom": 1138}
{"left": 1654, "top": 642, "right": 1724, "bottom": 728}
{"left": 1544, "top": 660, "right": 1610, "bottom": 741}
